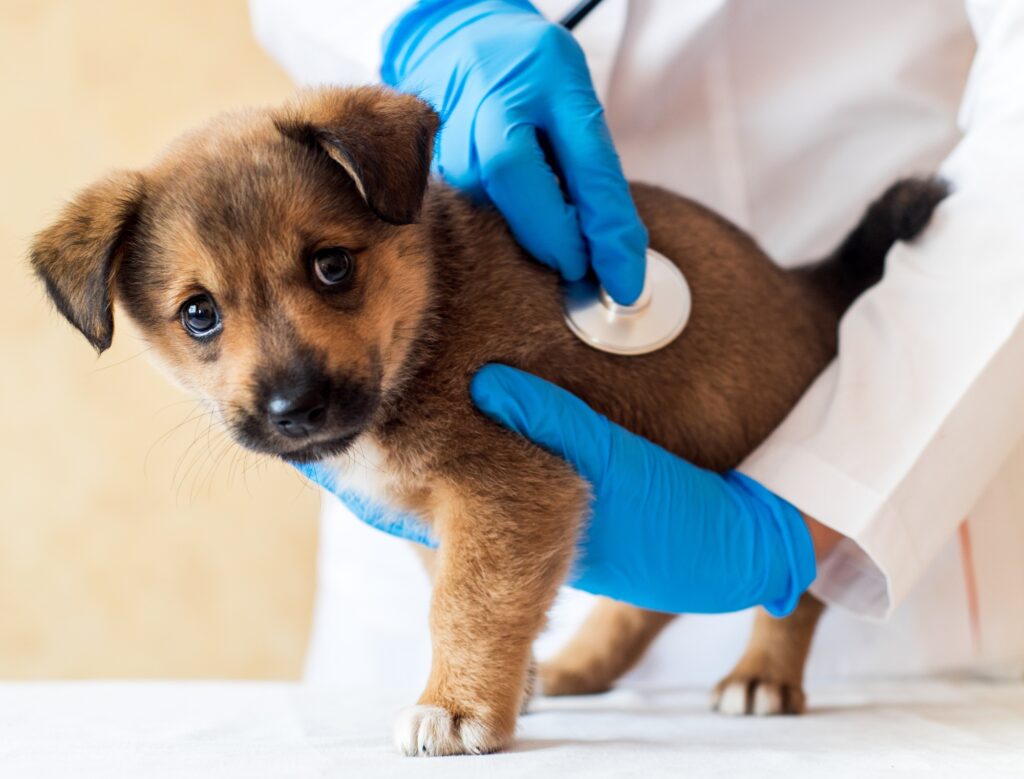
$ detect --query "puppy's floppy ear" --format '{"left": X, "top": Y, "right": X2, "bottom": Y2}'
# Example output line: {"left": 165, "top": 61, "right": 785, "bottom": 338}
{"left": 30, "top": 171, "right": 145, "bottom": 354}
{"left": 276, "top": 86, "right": 440, "bottom": 225}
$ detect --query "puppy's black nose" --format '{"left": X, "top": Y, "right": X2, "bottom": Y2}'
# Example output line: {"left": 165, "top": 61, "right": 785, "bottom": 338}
{"left": 268, "top": 387, "right": 327, "bottom": 438}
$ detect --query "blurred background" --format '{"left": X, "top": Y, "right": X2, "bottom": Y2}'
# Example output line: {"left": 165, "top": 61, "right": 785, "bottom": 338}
{"left": 0, "top": 0, "right": 319, "bottom": 678}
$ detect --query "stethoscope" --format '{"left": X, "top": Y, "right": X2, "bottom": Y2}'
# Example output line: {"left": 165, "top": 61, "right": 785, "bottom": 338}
{"left": 557, "top": 0, "right": 692, "bottom": 355}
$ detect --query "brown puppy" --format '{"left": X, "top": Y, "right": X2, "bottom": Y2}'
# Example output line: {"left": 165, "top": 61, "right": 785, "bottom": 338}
{"left": 30, "top": 86, "right": 946, "bottom": 756}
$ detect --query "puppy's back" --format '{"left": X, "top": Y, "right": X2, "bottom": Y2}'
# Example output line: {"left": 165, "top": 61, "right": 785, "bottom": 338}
{"left": 418, "top": 182, "right": 834, "bottom": 470}
{"left": 415, "top": 178, "right": 944, "bottom": 472}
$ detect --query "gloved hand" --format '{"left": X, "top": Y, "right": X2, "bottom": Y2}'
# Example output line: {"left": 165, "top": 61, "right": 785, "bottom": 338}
{"left": 469, "top": 365, "right": 817, "bottom": 617}
{"left": 381, "top": 0, "right": 648, "bottom": 304}
{"left": 297, "top": 364, "right": 817, "bottom": 617}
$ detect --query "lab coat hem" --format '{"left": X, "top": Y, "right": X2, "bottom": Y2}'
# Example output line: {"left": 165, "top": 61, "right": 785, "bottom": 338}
{"left": 739, "top": 443, "right": 922, "bottom": 621}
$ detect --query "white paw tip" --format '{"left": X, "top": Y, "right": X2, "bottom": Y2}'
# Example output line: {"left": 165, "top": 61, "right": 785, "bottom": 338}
{"left": 751, "top": 683, "right": 784, "bottom": 715}
{"left": 394, "top": 705, "right": 449, "bottom": 756}
{"left": 715, "top": 681, "right": 749, "bottom": 716}
{"left": 458, "top": 718, "right": 491, "bottom": 755}
{"left": 393, "top": 704, "right": 496, "bottom": 757}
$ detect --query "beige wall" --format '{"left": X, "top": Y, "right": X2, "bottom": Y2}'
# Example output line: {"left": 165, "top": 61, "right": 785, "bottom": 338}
{"left": 0, "top": 1, "right": 320, "bottom": 678}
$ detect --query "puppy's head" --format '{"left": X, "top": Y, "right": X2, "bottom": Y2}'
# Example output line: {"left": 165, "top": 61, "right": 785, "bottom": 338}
{"left": 31, "top": 87, "right": 440, "bottom": 462}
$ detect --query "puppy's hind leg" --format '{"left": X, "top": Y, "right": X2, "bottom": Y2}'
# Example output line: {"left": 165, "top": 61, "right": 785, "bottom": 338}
{"left": 539, "top": 600, "right": 675, "bottom": 696}
{"left": 712, "top": 593, "right": 825, "bottom": 716}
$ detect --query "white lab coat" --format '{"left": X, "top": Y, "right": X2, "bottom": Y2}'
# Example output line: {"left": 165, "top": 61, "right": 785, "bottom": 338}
{"left": 251, "top": 0, "right": 1024, "bottom": 686}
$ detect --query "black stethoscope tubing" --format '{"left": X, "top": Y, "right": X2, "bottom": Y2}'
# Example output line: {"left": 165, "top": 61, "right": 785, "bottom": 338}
{"left": 559, "top": 0, "right": 605, "bottom": 30}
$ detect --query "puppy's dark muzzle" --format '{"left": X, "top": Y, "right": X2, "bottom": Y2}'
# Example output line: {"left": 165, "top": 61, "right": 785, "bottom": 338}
{"left": 234, "top": 363, "right": 380, "bottom": 461}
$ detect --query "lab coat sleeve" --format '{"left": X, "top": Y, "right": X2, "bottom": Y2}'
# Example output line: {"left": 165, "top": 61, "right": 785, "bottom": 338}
{"left": 740, "top": 0, "right": 1024, "bottom": 620}
{"left": 248, "top": 0, "right": 412, "bottom": 86}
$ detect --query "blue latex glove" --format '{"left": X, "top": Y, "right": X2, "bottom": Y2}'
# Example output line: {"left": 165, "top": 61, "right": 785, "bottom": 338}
{"left": 381, "top": 0, "right": 648, "bottom": 304}
{"left": 468, "top": 366, "right": 817, "bottom": 616}
{"left": 297, "top": 365, "right": 817, "bottom": 617}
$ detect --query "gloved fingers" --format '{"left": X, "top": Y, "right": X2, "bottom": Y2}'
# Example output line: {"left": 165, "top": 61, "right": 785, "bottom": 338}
{"left": 475, "top": 101, "right": 589, "bottom": 280}
{"left": 544, "top": 91, "right": 648, "bottom": 304}
{"left": 379, "top": 5, "right": 431, "bottom": 86}
{"left": 291, "top": 461, "right": 437, "bottom": 547}
{"left": 380, "top": 0, "right": 537, "bottom": 85}
{"left": 423, "top": 78, "right": 489, "bottom": 202}
{"left": 470, "top": 364, "right": 613, "bottom": 483}
{"left": 293, "top": 460, "right": 338, "bottom": 491}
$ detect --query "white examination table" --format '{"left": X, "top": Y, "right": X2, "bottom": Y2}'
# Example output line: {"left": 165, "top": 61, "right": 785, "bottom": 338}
{"left": 1, "top": 678, "right": 1022, "bottom": 777}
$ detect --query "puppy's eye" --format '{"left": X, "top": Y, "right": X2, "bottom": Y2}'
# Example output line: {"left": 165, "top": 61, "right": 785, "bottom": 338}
{"left": 311, "top": 247, "right": 354, "bottom": 288}
{"left": 180, "top": 294, "right": 221, "bottom": 338}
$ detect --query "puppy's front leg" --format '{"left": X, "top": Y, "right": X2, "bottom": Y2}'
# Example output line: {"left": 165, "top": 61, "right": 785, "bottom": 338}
{"left": 394, "top": 448, "right": 587, "bottom": 756}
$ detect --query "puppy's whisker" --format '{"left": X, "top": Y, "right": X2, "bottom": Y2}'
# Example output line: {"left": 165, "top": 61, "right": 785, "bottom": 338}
{"left": 182, "top": 433, "right": 222, "bottom": 505}
{"left": 92, "top": 346, "right": 154, "bottom": 373}
{"left": 195, "top": 433, "right": 234, "bottom": 503}
{"left": 191, "top": 422, "right": 226, "bottom": 492}
{"left": 148, "top": 405, "right": 211, "bottom": 480}
{"left": 151, "top": 397, "right": 205, "bottom": 417}
{"left": 226, "top": 444, "right": 243, "bottom": 489}
{"left": 172, "top": 413, "right": 218, "bottom": 502}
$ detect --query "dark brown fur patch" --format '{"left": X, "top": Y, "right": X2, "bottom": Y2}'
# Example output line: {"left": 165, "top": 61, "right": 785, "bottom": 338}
{"left": 276, "top": 87, "right": 440, "bottom": 226}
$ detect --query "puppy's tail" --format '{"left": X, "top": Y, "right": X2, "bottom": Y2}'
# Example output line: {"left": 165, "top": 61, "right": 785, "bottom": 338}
{"left": 805, "top": 176, "right": 949, "bottom": 310}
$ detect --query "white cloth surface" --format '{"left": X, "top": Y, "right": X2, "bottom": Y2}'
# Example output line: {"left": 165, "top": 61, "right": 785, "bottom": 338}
{"left": 2, "top": 679, "right": 1023, "bottom": 777}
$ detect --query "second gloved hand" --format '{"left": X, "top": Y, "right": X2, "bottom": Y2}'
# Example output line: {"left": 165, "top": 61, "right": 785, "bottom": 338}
{"left": 294, "top": 363, "right": 817, "bottom": 617}
{"left": 470, "top": 365, "right": 818, "bottom": 616}
{"left": 381, "top": 0, "right": 648, "bottom": 304}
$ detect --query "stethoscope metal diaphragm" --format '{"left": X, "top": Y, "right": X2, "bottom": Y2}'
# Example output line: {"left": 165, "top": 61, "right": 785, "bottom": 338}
{"left": 564, "top": 248, "right": 691, "bottom": 356}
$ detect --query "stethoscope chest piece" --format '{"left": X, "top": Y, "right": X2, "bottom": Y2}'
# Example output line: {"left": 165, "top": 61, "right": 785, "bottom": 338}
{"left": 564, "top": 248, "right": 691, "bottom": 356}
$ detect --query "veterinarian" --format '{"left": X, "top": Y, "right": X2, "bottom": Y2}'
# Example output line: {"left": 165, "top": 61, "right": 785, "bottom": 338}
{"left": 252, "top": 0, "right": 1024, "bottom": 686}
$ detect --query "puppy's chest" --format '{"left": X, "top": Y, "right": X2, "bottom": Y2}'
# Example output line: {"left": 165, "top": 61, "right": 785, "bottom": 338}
{"left": 323, "top": 436, "right": 427, "bottom": 515}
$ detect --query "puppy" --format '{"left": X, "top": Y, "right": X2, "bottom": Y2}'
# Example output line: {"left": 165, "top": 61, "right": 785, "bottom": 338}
{"left": 30, "top": 86, "right": 946, "bottom": 756}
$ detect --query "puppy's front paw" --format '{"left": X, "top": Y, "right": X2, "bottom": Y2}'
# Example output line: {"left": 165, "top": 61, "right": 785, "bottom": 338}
{"left": 393, "top": 705, "right": 504, "bottom": 756}
{"left": 711, "top": 675, "right": 806, "bottom": 716}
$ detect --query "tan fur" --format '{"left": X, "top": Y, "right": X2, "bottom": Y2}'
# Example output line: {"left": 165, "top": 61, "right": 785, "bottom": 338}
{"left": 30, "top": 86, "right": 944, "bottom": 756}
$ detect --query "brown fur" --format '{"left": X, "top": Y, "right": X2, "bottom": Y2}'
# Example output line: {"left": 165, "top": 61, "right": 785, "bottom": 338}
{"left": 30, "top": 86, "right": 946, "bottom": 756}
{"left": 539, "top": 598, "right": 675, "bottom": 696}
{"left": 712, "top": 593, "right": 826, "bottom": 715}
